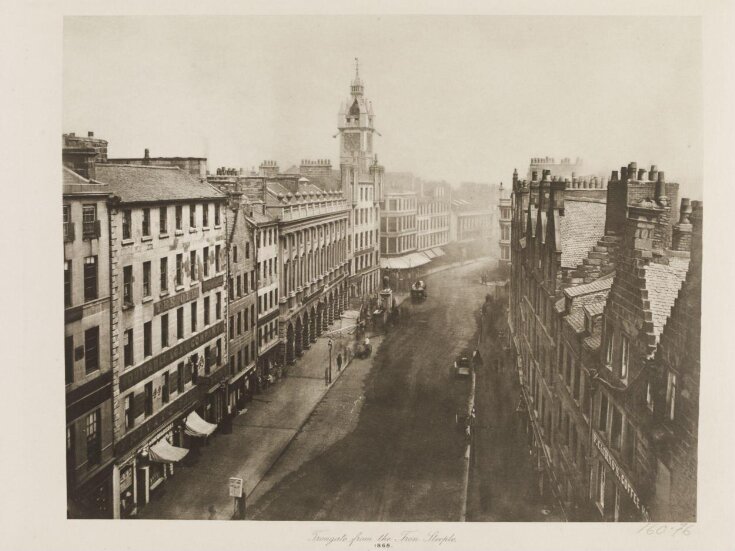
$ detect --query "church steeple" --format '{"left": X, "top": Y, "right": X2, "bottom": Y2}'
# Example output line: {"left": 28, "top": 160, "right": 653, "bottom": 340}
{"left": 351, "top": 57, "right": 364, "bottom": 97}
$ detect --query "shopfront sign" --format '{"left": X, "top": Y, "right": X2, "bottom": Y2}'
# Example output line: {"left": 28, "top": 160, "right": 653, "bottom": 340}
{"left": 229, "top": 477, "right": 243, "bottom": 498}
{"left": 154, "top": 286, "right": 199, "bottom": 316}
{"left": 592, "top": 431, "right": 650, "bottom": 520}
{"left": 119, "top": 321, "right": 224, "bottom": 391}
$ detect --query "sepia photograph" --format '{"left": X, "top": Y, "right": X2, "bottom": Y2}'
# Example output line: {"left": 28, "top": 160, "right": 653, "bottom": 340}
{"left": 3, "top": 2, "right": 735, "bottom": 550}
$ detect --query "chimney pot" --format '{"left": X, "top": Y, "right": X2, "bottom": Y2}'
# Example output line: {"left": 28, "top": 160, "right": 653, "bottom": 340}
{"left": 621, "top": 167, "right": 628, "bottom": 180}
{"left": 611, "top": 170, "right": 619, "bottom": 181}
{"left": 638, "top": 169, "right": 647, "bottom": 181}
{"left": 88, "top": 131, "right": 94, "bottom": 137}
{"left": 657, "top": 171, "right": 665, "bottom": 183}
{"left": 144, "top": 148, "right": 150, "bottom": 159}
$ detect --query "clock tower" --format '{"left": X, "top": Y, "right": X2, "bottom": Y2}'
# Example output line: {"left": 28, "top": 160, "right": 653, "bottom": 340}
{"left": 338, "top": 58, "right": 376, "bottom": 178}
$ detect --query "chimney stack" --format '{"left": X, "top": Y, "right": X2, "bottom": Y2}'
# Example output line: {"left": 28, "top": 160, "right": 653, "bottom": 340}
{"left": 672, "top": 198, "right": 693, "bottom": 252}
{"left": 88, "top": 131, "right": 94, "bottom": 137}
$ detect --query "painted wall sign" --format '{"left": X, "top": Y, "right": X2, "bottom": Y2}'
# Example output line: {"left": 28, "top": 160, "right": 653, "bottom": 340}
{"left": 592, "top": 431, "right": 650, "bottom": 520}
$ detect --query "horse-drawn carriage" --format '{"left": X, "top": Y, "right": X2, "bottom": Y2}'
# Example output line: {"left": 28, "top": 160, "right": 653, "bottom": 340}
{"left": 410, "top": 280, "right": 427, "bottom": 301}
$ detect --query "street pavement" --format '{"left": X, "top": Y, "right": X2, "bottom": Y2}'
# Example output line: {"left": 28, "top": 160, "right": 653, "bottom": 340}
{"left": 138, "top": 324, "right": 361, "bottom": 520}
{"left": 247, "top": 261, "right": 487, "bottom": 521}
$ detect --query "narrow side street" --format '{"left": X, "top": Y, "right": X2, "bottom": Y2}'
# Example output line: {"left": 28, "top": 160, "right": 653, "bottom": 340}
{"left": 466, "top": 291, "right": 563, "bottom": 521}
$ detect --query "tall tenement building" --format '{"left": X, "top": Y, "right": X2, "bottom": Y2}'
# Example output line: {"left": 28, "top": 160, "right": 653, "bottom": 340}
{"left": 98, "top": 164, "right": 228, "bottom": 518}
{"left": 507, "top": 161, "right": 701, "bottom": 521}
{"left": 498, "top": 182, "right": 512, "bottom": 267}
{"left": 64, "top": 168, "right": 115, "bottom": 518}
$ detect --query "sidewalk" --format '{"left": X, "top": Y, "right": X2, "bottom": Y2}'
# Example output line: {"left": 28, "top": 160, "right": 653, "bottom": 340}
{"left": 138, "top": 327, "right": 356, "bottom": 520}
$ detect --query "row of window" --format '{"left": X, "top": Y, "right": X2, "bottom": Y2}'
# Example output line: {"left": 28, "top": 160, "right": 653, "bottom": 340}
{"left": 355, "top": 229, "right": 376, "bottom": 251}
{"left": 417, "top": 202, "right": 448, "bottom": 215}
{"left": 229, "top": 305, "right": 256, "bottom": 340}
{"left": 122, "top": 247, "right": 222, "bottom": 307}
{"left": 416, "top": 216, "right": 449, "bottom": 232}
{"left": 259, "top": 289, "right": 279, "bottom": 315}
{"left": 256, "top": 227, "right": 278, "bottom": 248}
{"left": 258, "top": 319, "right": 278, "bottom": 348}
{"left": 354, "top": 206, "right": 376, "bottom": 226}
{"left": 228, "top": 271, "right": 256, "bottom": 301}
{"left": 358, "top": 185, "right": 375, "bottom": 203}
{"left": 417, "top": 231, "right": 446, "bottom": 251}
{"left": 229, "top": 343, "right": 256, "bottom": 377}
{"left": 380, "top": 234, "right": 417, "bottom": 255}
{"left": 63, "top": 204, "right": 100, "bottom": 241}
{"left": 386, "top": 197, "right": 416, "bottom": 211}
{"left": 123, "top": 293, "right": 222, "bottom": 368}
{"left": 64, "top": 256, "right": 99, "bottom": 308}
{"left": 381, "top": 215, "right": 416, "bottom": 233}
{"left": 121, "top": 203, "right": 221, "bottom": 241}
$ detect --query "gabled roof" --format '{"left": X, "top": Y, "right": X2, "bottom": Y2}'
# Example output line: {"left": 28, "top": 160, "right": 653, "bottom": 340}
{"left": 566, "top": 310, "right": 586, "bottom": 333}
{"left": 644, "top": 260, "right": 690, "bottom": 342}
{"left": 63, "top": 167, "right": 111, "bottom": 196}
{"left": 559, "top": 200, "right": 606, "bottom": 268}
{"left": 96, "top": 164, "right": 224, "bottom": 204}
{"left": 563, "top": 272, "right": 614, "bottom": 298}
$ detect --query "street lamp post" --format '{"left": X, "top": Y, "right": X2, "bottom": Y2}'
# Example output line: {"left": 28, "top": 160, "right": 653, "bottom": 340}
{"left": 328, "top": 338, "right": 333, "bottom": 385}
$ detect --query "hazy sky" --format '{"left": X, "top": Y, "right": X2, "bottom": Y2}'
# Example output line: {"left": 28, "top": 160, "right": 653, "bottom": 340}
{"left": 63, "top": 16, "right": 702, "bottom": 198}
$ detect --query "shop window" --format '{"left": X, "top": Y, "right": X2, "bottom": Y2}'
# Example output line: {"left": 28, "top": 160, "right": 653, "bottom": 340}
{"left": 142, "top": 208, "right": 150, "bottom": 237}
{"left": 86, "top": 410, "right": 101, "bottom": 466}
{"left": 666, "top": 371, "right": 677, "bottom": 421}
{"left": 83, "top": 256, "right": 98, "bottom": 302}
{"left": 84, "top": 326, "right": 99, "bottom": 374}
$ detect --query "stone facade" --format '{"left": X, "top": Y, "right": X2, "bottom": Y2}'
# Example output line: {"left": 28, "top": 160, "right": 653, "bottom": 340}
{"left": 507, "top": 160, "right": 701, "bottom": 522}
{"left": 64, "top": 168, "right": 115, "bottom": 518}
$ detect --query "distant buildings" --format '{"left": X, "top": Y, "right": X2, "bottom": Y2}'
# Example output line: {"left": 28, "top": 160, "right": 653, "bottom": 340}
{"left": 507, "top": 160, "right": 701, "bottom": 521}
{"left": 108, "top": 148, "right": 208, "bottom": 179}
{"left": 498, "top": 182, "right": 512, "bottom": 267}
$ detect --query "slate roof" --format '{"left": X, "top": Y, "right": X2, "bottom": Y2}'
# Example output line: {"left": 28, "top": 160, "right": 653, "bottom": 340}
{"left": 96, "top": 164, "right": 224, "bottom": 204}
{"left": 564, "top": 273, "right": 614, "bottom": 298}
{"left": 584, "top": 334, "right": 601, "bottom": 351}
{"left": 559, "top": 199, "right": 606, "bottom": 268}
{"left": 555, "top": 298, "right": 565, "bottom": 313}
{"left": 246, "top": 211, "right": 276, "bottom": 226}
{"left": 63, "top": 167, "right": 110, "bottom": 195}
{"left": 644, "top": 260, "right": 690, "bottom": 341}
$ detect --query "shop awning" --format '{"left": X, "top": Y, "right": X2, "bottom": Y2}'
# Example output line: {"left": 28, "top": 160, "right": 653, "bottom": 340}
{"left": 406, "top": 252, "right": 431, "bottom": 268}
{"left": 184, "top": 411, "right": 217, "bottom": 437}
{"left": 431, "top": 247, "right": 445, "bottom": 257}
{"left": 148, "top": 439, "right": 189, "bottom": 463}
{"left": 380, "top": 256, "right": 409, "bottom": 270}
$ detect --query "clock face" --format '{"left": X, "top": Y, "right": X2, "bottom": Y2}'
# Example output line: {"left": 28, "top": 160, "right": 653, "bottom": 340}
{"left": 343, "top": 132, "right": 360, "bottom": 152}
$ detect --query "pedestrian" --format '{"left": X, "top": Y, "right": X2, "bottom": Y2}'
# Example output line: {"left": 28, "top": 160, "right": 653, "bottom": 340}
{"left": 473, "top": 349, "right": 483, "bottom": 369}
